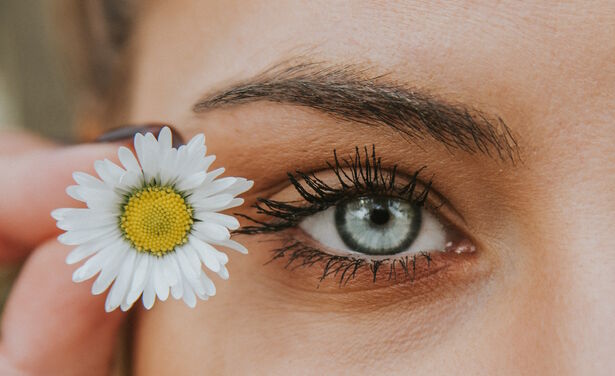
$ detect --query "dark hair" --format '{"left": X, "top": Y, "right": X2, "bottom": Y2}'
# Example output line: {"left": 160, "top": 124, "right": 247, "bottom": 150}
{"left": 55, "top": 0, "right": 137, "bottom": 138}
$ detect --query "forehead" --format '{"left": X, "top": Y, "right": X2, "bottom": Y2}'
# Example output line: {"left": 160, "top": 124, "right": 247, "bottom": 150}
{"left": 131, "top": 1, "right": 614, "bottom": 144}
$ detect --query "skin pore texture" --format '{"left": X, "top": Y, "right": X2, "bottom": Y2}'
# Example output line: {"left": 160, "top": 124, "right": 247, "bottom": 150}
{"left": 126, "top": 1, "right": 615, "bottom": 375}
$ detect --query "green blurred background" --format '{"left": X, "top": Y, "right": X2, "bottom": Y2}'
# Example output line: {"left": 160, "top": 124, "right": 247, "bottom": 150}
{"left": 0, "top": 1, "right": 75, "bottom": 139}
{"left": 0, "top": 2, "right": 130, "bottom": 373}
{"left": 0, "top": 0, "right": 76, "bottom": 312}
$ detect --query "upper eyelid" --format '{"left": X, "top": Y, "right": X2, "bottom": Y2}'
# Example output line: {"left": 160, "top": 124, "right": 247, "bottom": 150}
{"left": 236, "top": 146, "right": 467, "bottom": 234}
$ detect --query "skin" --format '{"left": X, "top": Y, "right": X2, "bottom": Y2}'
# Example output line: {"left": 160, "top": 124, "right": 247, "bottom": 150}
{"left": 0, "top": 1, "right": 613, "bottom": 375}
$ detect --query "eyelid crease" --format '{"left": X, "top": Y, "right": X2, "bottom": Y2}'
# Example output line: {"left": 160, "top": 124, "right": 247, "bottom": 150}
{"left": 260, "top": 231, "right": 477, "bottom": 289}
{"left": 235, "top": 145, "right": 467, "bottom": 236}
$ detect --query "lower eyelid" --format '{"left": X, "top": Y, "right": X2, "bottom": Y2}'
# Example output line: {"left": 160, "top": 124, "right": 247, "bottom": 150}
{"left": 264, "top": 227, "right": 476, "bottom": 287}
{"left": 250, "top": 232, "right": 488, "bottom": 313}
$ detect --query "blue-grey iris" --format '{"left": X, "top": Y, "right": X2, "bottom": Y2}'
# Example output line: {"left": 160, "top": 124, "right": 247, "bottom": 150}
{"left": 334, "top": 197, "right": 422, "bottom": 255}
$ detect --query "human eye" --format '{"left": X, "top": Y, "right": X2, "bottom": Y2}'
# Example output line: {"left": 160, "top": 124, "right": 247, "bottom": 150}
{"left": 237, "top": 146, "right": 477, "bottom": 288}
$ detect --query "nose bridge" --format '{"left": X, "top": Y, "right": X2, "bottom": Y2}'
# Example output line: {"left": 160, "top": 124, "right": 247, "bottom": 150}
{"left": 519, "top": 164, "right": 615, "bottom": 374}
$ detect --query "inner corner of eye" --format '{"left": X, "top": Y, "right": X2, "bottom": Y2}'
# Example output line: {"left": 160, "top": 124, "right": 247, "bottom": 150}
{"left": 297, "top": 197, "right": 453, "bottom": 258}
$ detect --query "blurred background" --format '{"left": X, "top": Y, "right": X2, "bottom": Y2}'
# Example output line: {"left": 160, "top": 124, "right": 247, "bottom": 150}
{"left": 0, "top": 0, "right": 73, "bottom": 313}
{"left": 0, "top": 3, "right": 132, "bottom": 372}
{"left": 0, "top": 0, "right": 136, "bottom": 142}
{"left": 0, "top": 1, "right": 74, "bottom": 139}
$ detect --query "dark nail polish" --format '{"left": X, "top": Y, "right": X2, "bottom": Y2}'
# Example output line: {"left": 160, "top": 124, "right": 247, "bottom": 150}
{"left": 95, "top": 124, "right": 185, "bottom": 148}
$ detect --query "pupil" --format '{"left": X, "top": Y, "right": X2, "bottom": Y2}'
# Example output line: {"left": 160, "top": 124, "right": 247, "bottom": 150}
{"left": 369, "top": 207, "right": 390, "bottom": 226}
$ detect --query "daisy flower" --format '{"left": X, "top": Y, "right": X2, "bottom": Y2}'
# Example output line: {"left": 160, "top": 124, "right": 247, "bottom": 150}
{"left": 52, "top": 127, "right": 253, "bottom": 312}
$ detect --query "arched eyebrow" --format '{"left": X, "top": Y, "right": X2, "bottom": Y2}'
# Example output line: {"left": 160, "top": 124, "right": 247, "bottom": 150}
{"left": 193, "top": 61, "right": 519, "bottom": 163}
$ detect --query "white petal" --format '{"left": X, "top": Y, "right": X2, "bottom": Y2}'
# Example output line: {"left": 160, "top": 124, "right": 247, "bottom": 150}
{"left": 135, "top": 133, "right": 156, "bottom": 182}
{"left": 58, "top": 225, "right": 117, "bottom": 245}
{"left": 176, "top": 171, "right": 206, "bottom": 191}
{"left": 65, "top": 233, "right": 122, "bottom": 264}
{"left": 120, "top": 298, "right": 133, "bottom": 312}
{"left": 94, "top": 159, "right": 124, "bottom": 186}
{"left": 209, "top": 238, "right": 249, "bottom": 255}
{"left": 53, "top": 207, "right": 86, "bottom": 221}
{"left": 76, "top": 187, "right": 121, "bottom": 212}
{"left": 57, "top": 212, "right": 117, "bottom": 231}
{"left": 215, "top": 251, "right": 229, "bottom": 265}
{"left": 134, "top": 133, "right": 146, "bottom": 165}
{"left": 189, "top": 237, "right": 221, "bottom": 273}
{"left": 195, "top": 289, "right": 210, "bottom": 301}
{"left": 193, "top": 212, "right": 239, "bottom": 230}
{"left": 92, "top": 244, "right": 129, "bottom": 295}
{"left": 162, "top": 254, "right": 180, "bottom": 286}
{"left": 158, "top": 126, "right": 172, "bottom": 150}
{"left": 225, "top": 178, "right": 254, "bottom": 196}
{"left": 198, "top": 155, "right": 216, "bottom": 172}
{"left": 144, "top": 131, "right": 158, "bottom": 145}
{"left": 118, "top": 146, "right": 141, "bottom": 173}
{"left": 193, "top": 222, "right": 230, "bottom": 241}
{"left": 170, "top": 271, "right": 184, "bottom": 300}
{"left": 203, "top": 167, "right": 225, "bottom": 184}
{"left": 183, "top": 244, "right": 203, "bottom": 275}
{"left": 181, "top": 279, "right": 197, "bottom": 308}
{"left": 119, "top": 170, "right": 142, "bottom": 189}
{"left": 144, "top": 132, "right": 159, "bottom": 155}
{"left": 217, "top": 198, "right": 244, "bottom": 211}
{"left": 154, "top": 260, "right": 170, "bottom": 301}
{"left": 191, "top": 194, "right": 234, "bottom": 211}
{"left": 186, "top": 144, "right": 206, "bottom": 163}
{"left": 66, "top": 185, "right": 84, "bottom": 201}
{"left": 105, "top": 249, "right": 137, "bottom": 312}
{"left": 72, "top": 243, "right": 116, "bottom": 282}
{"left": 175, "top": 247, "right": 198, "bottom": 280}
{"left": 187, "top": 133, "right": 204, "bottom": 150}
{"left": 200, "top": 272, "right": 216, "bottom": 296}
{"left": 185, "top": 271, "right": 206, "bottom": 296}
{"left": 51, "top": 208, "right": 71, "bottom": 220}
{"left": 142, "top": 273, "right": 156, "bottom": 309}
{"left": 217, "top": 265, "right": 230, "bottom": 280}
{"left": 73, "top": 172, "right": 106, "bottom": 190}
{"left": 58, "top": 224, "right": 118, "bottom": 245}
{"left": 56, "top": 208, "right": 115, "bottom": 223}
{"left": 159, "top": 148, "right": 178, "bottom": 186}
{"left": 125, "top": 253, "right": 151, "bottom": 306}
{"left": 192, "top": 177, "right": 236, "bottom": 198}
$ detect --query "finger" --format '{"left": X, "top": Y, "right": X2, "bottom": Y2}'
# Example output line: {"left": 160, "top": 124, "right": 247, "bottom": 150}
{"left": 0, "top": 131, "right": 55, "bottom": 156}
{"left": 0, "top": 239, "right": 125, "bottom": 376}
{"left": 0, "top": 143, "right": 118, "bottom": 262}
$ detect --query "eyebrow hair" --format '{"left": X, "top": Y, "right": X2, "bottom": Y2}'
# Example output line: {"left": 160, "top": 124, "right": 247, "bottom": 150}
{"left": 193, "top": 62, "right": 519, "bottom": 162}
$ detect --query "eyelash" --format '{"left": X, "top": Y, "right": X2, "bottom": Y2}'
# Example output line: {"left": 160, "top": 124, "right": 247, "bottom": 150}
{"left": 236, "top": 146, "right": 443, "bottom": 285}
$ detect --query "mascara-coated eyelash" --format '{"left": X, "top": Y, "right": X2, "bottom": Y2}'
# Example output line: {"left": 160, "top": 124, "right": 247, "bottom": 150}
{"left": 236, "top": 145, "right": 433, "bottom": 235}
{"left": 266, "top": 240, "right": 436, "bottom": 286}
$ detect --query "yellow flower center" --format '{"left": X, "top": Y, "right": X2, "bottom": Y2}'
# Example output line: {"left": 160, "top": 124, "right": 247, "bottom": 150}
{"left": 120, "top": 186, "right": 193, "bottom": 256}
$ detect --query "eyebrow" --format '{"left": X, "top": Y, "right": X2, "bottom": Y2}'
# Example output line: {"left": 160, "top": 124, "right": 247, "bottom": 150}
{"left": 193, "top": 62, "right": 519, "bottom": 162}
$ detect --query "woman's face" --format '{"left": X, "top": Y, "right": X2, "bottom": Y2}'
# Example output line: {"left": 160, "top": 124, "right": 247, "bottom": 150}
{"left": 128, "top": 1, "right": 615, "bottom": 374}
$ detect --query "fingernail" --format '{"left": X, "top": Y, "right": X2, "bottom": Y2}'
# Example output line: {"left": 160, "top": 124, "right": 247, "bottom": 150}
{"left": 95, "top": 124, "right": 185, "bottom": 147}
